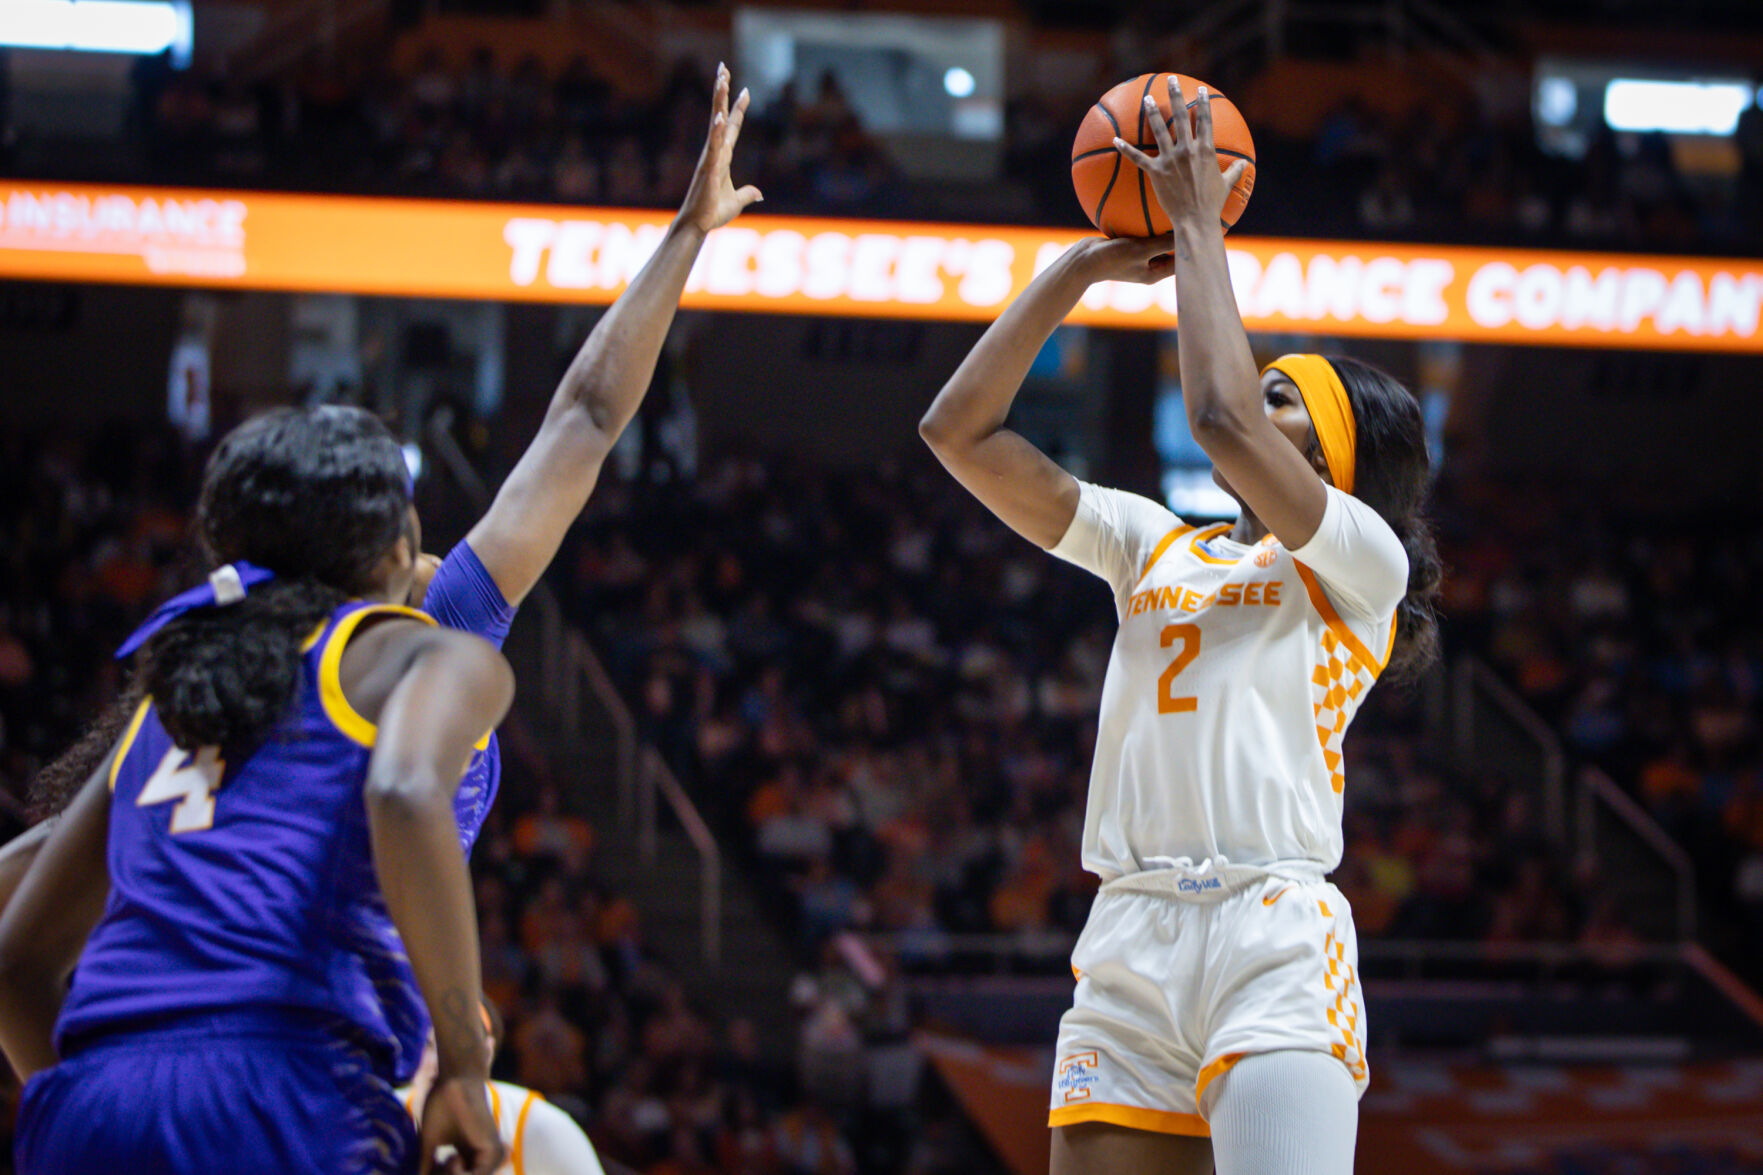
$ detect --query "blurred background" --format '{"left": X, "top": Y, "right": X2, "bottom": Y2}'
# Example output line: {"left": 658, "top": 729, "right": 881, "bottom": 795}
{"left": 3, "top": 0, "right": 1763, "bottom": 1172}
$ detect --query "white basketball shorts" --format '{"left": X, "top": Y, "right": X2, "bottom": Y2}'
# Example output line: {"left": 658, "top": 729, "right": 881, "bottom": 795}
{"left": 1049, "top": 858, "right": 1368, "bottom": 1138}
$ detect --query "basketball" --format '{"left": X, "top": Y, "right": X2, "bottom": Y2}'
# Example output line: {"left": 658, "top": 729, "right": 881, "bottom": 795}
{"left": 1071, "top": 72, "right": 1257, "bottom": 236}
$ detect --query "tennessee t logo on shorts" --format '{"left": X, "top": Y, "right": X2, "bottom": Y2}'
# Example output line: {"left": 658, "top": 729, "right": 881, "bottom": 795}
{"left": 1056, "top": 1053, "right": 1101, "bottom": 1103}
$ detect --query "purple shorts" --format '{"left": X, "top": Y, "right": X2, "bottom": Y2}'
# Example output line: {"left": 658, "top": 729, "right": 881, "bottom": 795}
{"left": 17, "top": 1010, "right": 415, "bottom": 1175}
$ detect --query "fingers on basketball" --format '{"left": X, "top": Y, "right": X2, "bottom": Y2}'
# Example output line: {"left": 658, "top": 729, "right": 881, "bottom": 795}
{"left": 1071, "top": 72, "right": 1257, "bottom": 237}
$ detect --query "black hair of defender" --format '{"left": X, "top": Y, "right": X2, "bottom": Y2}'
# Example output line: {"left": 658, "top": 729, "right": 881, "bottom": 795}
{"left": 139, "top": 406, "right": 411, "bottom": 751}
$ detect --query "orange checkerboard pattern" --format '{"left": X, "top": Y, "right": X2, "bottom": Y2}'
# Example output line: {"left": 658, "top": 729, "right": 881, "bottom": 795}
{"left": 1319, "top": 901, "right": 1368, "bottom": 1084}
{"left": 1309, "top": 628, "right": 1377, "bottom": 795}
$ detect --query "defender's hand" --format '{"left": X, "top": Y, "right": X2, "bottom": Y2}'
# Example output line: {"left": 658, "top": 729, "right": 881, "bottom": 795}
{"left": 678, "top": 62, "right": 764, "bottom": 234}
{"left": 418, "top": 1076, "right": 505, "bottom": 1175}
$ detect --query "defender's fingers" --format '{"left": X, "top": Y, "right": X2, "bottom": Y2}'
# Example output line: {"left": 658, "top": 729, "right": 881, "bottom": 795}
{"left": 709, "top": 62, "right": 729, "bottom": 128}
{"left": 1222, "top": 158, "right": 1248, "bottom": 190}
{"left": 722, "top": 87, "right": 751, "bottom": 153}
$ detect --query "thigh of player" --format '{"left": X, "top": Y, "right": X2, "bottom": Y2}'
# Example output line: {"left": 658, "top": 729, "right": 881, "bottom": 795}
{"left": 1052, "top": 1120, "right": 1214, "bottom": 1175}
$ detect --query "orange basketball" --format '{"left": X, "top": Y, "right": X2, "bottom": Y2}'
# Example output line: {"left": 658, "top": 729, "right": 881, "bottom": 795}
{"left": 1071, "top": 72, "right": 1256, "bottom": 236}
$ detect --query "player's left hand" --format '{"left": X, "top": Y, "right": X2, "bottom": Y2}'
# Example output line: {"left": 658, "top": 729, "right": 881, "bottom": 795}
{"left": 1113, "top": 76, "right": 1247, "bottom": 233}
{"left": 677, "top": 62, "right": 764, "bottom": 235}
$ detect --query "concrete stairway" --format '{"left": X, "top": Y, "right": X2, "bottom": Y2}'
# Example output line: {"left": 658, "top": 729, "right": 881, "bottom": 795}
{"left": 592, "top": 827, "right": 801, "bottom": 1060}
{"left": 512, "top": 614, "right": 800, "bottom": 1063}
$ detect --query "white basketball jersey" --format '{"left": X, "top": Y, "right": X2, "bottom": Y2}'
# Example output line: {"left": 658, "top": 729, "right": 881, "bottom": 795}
{"left": 402, "top": 1080, "right": 607, "bottom": 1175}
{"left": 1050, "top": 481, "right": 1407, "bottom": 879}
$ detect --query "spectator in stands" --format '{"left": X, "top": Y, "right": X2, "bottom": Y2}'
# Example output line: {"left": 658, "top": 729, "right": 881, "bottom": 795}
{"left": 515, "top": 783, "right": 597, "bottom": 872}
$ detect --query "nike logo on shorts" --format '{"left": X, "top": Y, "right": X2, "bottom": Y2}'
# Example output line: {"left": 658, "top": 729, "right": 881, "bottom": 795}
{"left": 1262, "top": 886, "right": 1292, "bottom": 906}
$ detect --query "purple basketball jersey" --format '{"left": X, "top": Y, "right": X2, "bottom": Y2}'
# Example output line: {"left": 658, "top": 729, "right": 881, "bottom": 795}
{"left": 56, "top": 601, "right": 449, "bottom": 1080}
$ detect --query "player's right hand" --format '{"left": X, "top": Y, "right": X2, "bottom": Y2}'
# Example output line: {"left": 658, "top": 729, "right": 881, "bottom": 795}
{"left": 419, "top": 1076, "right": 506, "bottom": 1175}
{"left": 1113, "top": 77, "right": 1248, "bottom": 235}
{"left": 677, "top": 61, "right": 764, "bottom": 234}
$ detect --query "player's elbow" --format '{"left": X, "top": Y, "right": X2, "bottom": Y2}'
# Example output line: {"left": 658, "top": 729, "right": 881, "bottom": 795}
{"left": 918, "top": 400, "right": 978, "bottom": 458}
{"left": 550, "top": 399, "right": 618, "bottom": 464}
{"left": 363, "top": 763, "right": 452, "bottom": 821}
{"left": 917, "top": 405, "right": 953, "bottom": 451}
{"left": 1188, "top": 403, "right": 1256, "bottom": 446}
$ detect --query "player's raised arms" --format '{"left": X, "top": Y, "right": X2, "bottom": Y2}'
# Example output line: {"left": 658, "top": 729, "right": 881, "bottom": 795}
{"left": 439, "top": 61, "right": 762, "bottom": 608}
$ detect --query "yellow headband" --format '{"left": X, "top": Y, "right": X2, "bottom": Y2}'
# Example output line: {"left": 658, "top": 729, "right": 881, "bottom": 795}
{"left": 1265, "top": 354, "right": 1356, "bottom": 496}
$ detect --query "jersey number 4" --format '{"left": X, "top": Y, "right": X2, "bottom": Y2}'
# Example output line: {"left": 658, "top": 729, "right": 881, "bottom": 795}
{"left": 1158, "top": 624, "right": 1201, "bottom": 714}
{"left": 138, "top": 747, "right": 225, "bottom": 834}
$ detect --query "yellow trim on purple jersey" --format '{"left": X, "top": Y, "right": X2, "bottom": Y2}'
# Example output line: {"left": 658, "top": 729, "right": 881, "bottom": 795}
{"left": 316, "top": 604, "right": 436, "bottom": 747}
{"left": 109, "top": 696, "right": 155, "bottom": 792}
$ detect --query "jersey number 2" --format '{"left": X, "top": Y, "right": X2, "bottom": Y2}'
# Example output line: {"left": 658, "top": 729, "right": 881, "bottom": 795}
{"left": 1158, "top": 624, "right": 1201, "bottom": 714}
{"left": 138, "top": 747, "right": 225, "bottom": 834}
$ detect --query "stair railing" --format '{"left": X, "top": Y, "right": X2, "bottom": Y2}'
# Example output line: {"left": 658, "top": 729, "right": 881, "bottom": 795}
{"left": 1454, "top": 656, "right": 1568, "bottom": 842}
{"left": 1577, "top": 766, "right": 1697, "bottom": 942}
{"left": 1454, "top": 654, "right": 1695, "bottom": 942}
{"left": 639, "top": 746, "right": 722, "bottom": 966}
